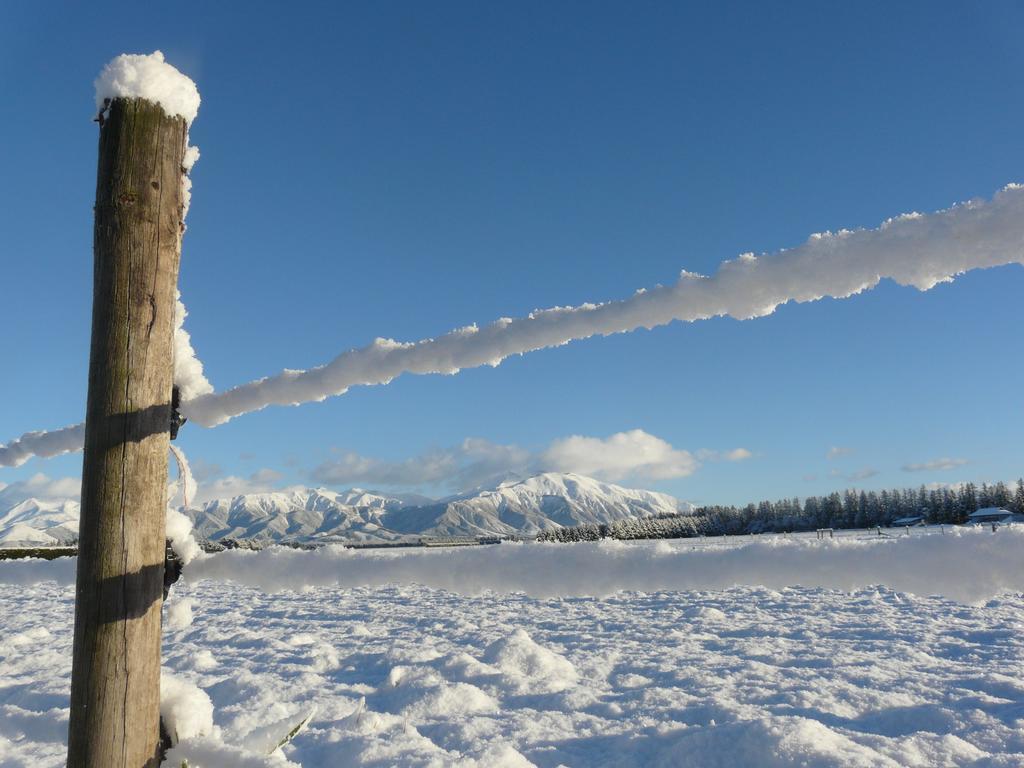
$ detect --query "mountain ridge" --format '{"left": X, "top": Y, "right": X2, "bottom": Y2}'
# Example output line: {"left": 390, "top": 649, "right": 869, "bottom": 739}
{"left": 0, "top": 472, "right": 692, "bottom": 547}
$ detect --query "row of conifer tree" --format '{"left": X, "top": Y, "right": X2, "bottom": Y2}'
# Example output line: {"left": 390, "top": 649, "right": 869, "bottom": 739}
{"left": 536, "top": 479, "right": 1024, "bottom": 543}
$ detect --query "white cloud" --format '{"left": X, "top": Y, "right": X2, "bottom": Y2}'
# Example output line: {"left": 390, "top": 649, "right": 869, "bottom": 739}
{"left": 250, "top": 468, "right": 285, "bottom": 484}
{"left": 830, "top": 467, "right": 879, "bottom": 482}
{"left": 0, "top": 466, "right": 295, "bottom": 510}
{"left": 923, "top": 480, "right": 968, "bottom": 492}
{"left": 541, "top": 430, "right": 697, "bottom": 482}
{"left": 314, "top": 450, "right": 459, "bottom": 488}
{"left": 192, "top": 468, "right": 294, "bottom": 504}
{"left": 902, "top": 458, "right": 969, "bottom": 473}
{"left": 188, "top": 457, "right": 224, "bottom": 483}
{"left": 312, "top": 438, "right": 532, "bottom": 491}
{"left": 0, "top": 431, "right": 747, "bottom": 507}
{"left": 725, "top": 448, "right": 753, "bottom": 462}
{"left": 826, "top": 446, "right": 853, "bottom": 460}
{"left": 695, "top": 448, "right": 754, "bottom": 462}
{"left": 0, "top": 473, "right": 81, "bottom": 510}
{"left": 313, "top": 429, "right": 736, "bottom": 491}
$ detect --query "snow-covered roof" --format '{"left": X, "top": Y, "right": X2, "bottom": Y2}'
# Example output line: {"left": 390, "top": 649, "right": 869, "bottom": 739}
{"left": 892, "top": 515, "right": 924, "bottom": 525}
{"left": 969, "top": 507, "right": 1013, "bottom": 518}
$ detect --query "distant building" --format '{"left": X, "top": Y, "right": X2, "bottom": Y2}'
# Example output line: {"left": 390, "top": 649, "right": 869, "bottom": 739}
{"left": 967, "top": 507, "right": 1024, "bottom": 525}
{"left": 891, "top": 515, "right": 925, "bottom": 527}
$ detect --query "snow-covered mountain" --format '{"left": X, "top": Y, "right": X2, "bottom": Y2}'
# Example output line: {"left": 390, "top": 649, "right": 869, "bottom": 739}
{"left": 186, "top": 487, "right": 408, "bottom": 544}
{"left": 0, "top": 497, "right": 80, "bottom": 547}
{"left": 382, "top": 473, "right": 686, "bottom": 538}
{"left": 186, "top": 473, "right": 689, "bottom": 544}
{"left": 0, "top": 473, "right": 692, "bottom": 547}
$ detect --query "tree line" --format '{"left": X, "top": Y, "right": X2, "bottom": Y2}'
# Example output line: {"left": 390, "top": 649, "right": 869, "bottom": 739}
{"left": 537, "top": 478, "right": 1024, "bottom": 543}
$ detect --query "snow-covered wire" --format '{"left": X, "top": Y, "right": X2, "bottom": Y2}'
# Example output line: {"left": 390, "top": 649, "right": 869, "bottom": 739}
{"left": 182, "top": 183, "right": 1024, "bottom": 427}
{"left": 0, "top": 294, "right": 210, "bottom": 469}
{"left": 0, "top": 423, "right": 85, "bottom": 468}
{"left": 3, "top": 184, "right": 1024, "bottom": 464}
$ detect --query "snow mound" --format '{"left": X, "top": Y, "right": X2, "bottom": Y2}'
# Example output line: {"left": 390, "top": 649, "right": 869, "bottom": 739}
{"left": 483, "top": 628, "right": 578, "bottom": 694}
{"left": 160, "top": 669, "right": 214, "bottom": 744}
{"left": 165, "top": 597, "right": 194, "bottom": 631}
{"left": 472, "top": 744, "right": 536, "bottom": 767}
{"left": 94, "top": 51, "right": 200, "bottom": 124}
{"left": 375, "top": 664, "right": 498, "bottom": 720}
{"left": 163, "top": 737, "right": 298, "bottom": 768}
{"left": 683, "top": 605, "right": 728, "bottom": 622}
{"left": 4, "top": 574, "right": 1024, "bottom": 766}
{"left": 240, "top": 707, "right": 316, "bottom": 756}
{"left": 644, "top": 716, "right": 902, "bottom": 767}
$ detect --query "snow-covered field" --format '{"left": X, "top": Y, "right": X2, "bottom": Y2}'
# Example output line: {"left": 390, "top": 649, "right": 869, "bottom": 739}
{"left": 2, "top": 531, "right": 1024, "bottom": 766}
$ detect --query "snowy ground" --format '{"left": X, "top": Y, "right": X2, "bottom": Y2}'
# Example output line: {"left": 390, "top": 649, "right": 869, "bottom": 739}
{"left": 2, "top": 532, "right": 1023, "bottom": 766}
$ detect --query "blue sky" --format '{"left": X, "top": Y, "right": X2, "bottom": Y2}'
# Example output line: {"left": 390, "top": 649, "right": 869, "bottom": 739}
{"left": 1, "top": 1, "right": 1022, "bottom": 505}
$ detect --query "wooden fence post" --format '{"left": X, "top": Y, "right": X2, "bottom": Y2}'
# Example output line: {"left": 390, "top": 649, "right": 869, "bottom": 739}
{"left": 67, "top": 97, "right": 187, "bottom": 768}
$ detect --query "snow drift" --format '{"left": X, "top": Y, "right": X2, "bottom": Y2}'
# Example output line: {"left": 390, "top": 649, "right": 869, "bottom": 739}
{"left": 3, "top": 527, "right": 1022, "bottom": 604}
{"left": 160, "top": 669, "right": 214, "bottom": 744}
{"left": 178, "top": 528, "right": 1024, "bottom": 604}
{"left": 5, "top": 560, "right": 1022, "bottom": 767}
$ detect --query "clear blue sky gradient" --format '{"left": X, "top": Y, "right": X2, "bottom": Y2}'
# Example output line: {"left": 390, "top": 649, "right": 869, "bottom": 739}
{"left": 1, "top": 1, "right": 1022, "bottom": 505}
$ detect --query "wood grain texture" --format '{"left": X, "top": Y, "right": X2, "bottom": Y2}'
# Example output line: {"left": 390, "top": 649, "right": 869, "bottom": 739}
{"left": 67, "top": 97, "right": 187, "bottom": 768}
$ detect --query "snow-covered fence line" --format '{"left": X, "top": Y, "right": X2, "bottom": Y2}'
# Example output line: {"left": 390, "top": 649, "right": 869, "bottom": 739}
{"left": 180, "top": 184, "right": 1024, "bottom": 428}
{"left": 5, "top": 527, "right": 1020, "bottom": 604}
{"left": 5, "top": 184, "right": 1024, "bottom": 466}
{"left": 0, "top": 554, "right": 77, "bottom": 586}
{"left": 181, "top": 528, "right": 1024, "bottom": 604}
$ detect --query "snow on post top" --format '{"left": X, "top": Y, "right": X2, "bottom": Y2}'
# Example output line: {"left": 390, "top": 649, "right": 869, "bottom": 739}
{"left": 94, "top": 51, "right": 200, "bottom": 125}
